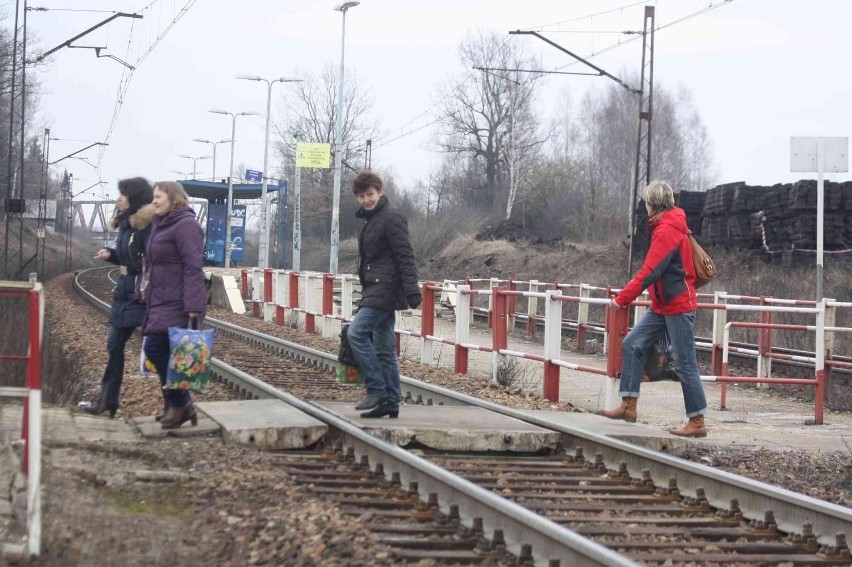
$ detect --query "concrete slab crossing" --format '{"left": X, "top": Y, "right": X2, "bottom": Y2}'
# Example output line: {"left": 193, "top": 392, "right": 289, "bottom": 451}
{"left": 317, "top": 401, "right": 561, "bottom": 453}
{"left": 522, "top": 410, "right": 689, "bottom": 455}
{"left": 196, "top": 399, "right": 328, "bottom": 450}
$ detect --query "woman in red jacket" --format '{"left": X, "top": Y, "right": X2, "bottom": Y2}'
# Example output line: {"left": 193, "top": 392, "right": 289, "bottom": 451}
{"left": 603, "top": 181, "right": 708, "bottom": 437}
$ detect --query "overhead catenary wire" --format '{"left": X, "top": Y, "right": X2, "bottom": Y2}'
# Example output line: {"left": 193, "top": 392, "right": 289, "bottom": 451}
{"left": 365, "top": 1, "right": 733, "bottom": 154}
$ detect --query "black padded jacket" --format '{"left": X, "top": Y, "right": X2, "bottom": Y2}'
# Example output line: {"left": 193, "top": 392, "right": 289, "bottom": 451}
{"left": 355, "top": 196, "right": 419, "bottom": 312}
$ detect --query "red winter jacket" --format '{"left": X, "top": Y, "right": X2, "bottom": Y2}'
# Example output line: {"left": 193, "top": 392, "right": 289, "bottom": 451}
{"left": 615, "top": 207, "right": 697, "bottom": 315}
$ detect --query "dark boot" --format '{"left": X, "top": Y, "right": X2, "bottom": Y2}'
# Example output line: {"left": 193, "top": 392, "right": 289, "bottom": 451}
{"left": 154, "top": 403, "right": 170, "bottom": 422}
{"left": 82, "top": 396, "right": 109, "bottom": 416}
{"left": 355, "top": 393, "right": 383, "bottom": 411}
{"left": 360, "top": 398, "right": 399, "bottom": 419}
{"left": 669, "top": 415, "right": 707, "bottom": 438}
{"left": 600, "top": 397, "right": 638, "bottom": 423}
{"left": 160, "top": 402, "right": 198, "bottom": 430}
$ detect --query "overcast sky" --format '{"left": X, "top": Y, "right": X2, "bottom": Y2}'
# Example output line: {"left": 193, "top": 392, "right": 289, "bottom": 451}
{"left": 16, "top": 0, "right": 852, "bottom": 202}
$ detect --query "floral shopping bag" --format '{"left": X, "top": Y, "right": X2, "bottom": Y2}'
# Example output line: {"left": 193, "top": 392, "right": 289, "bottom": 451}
{"left": 166, "top": 319, "right": 214, "bottom": 392}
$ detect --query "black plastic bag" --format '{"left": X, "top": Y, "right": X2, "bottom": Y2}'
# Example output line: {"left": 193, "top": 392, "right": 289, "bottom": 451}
{"left": 338, "top": 323, "right": 359, "bottom": 367}
{"left": 337, "top": 323, "right": 364, "bottom": 385}
{"left": 643, "top": 331, "right": 680, "bottom": 382}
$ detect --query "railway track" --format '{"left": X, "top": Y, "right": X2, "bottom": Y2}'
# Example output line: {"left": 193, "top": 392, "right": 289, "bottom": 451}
{"left": 74, "top": 266, "right": 852, "bottom": 565}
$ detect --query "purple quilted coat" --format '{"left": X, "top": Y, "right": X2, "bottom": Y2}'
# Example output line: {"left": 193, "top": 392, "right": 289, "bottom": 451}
{"left": 141, "top": 206, "right": 207, "bottom": 335}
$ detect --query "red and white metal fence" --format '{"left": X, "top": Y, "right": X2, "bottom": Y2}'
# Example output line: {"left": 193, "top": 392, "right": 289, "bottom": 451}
{"left": 0, "top": 281, "right": 43, "bottom": 557}
{"left": 243, "top": 270, "right": 849, "bottom": 425}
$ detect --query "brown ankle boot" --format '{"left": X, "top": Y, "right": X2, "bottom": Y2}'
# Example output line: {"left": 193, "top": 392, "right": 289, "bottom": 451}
{"left": 669, "top": 415, "right": 707, "bottom": 438}
{"left": 600, "top": 397, "right": 637, "bottom": 423}
{"left": 160, "top": 402, "right": 198, "bottom": 430}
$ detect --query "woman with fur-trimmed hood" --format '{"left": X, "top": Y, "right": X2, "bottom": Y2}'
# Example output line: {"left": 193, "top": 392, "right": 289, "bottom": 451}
{"left": 83, "top": 177, "right": 154, "bottom": 418}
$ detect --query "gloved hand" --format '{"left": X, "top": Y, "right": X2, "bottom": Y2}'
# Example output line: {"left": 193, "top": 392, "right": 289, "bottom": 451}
{"left": 407, "top": 293, "right": 422, "bottom": 309}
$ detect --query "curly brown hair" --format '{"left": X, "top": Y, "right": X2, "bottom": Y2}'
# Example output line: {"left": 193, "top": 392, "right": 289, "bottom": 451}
{"left": 351, "top": 170, "right": 383, "bottom": 194}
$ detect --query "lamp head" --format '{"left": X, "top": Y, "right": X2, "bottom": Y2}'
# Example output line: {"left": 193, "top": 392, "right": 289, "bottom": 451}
{"left": 236, "top": 74, "right": 263, "bottom": 82}
{"left": 193, "top": 138, "right": 211, "bottom": 144}
{"left": 238, "top": 111, "right": 261, "bottom": 117}
{"left": 217, "top": 139, "right": 232, "bottom": 144}
{"left": 208, "top": 109, "right": 229, "bottom": 115}
{"left": 334, "top": 1, "right": 359, "bottom": 11}
{"left": 177, "top": 154, "right": 191, "bottom": 159}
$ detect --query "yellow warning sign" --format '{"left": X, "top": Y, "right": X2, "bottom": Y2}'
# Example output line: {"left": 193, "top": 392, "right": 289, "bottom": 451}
{"left": 295, "top": 143, "right": 331, "bottom": 169}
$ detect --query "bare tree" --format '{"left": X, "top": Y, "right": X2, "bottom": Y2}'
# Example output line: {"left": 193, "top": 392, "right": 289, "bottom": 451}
{"left": 273, "top": 63, "right": 378, "bottom": 241}
{"left": 437, "top": 29, "right": 545, "bottom": 218}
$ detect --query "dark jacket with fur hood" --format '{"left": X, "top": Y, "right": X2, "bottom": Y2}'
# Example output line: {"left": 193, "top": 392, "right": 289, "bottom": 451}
{"left": 355, "top": 195, "right": 420, "bottom": 311}
{"left": 141, "top": 206, "right": 207, "bottom": 335}
{"left": 106, "top": 204, "right": 155, "bottom": 329}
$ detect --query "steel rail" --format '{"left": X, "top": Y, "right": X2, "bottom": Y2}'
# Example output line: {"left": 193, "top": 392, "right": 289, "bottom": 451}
{"left": 73, "top": 267, "right": 637, "bottom": 566}
{"left": 76, "top": 266, "right": 852, "bottom": 547}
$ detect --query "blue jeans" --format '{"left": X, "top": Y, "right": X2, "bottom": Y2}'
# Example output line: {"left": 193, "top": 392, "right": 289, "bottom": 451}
{"left": 619, "top": 310, "right": 707, "bottom": 417}
{"left": 347, "top": 307, "right": 400, "bottom": 405}
{"left": 98, "top": 326, "right": 135, "bottom": 411}
{"left": 143, "top": 332, "right": 191, "bottom": 408}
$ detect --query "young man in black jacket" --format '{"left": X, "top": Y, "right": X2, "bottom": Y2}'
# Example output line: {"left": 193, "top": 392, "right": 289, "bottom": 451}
{"left": 348, "top": 171, "right": 421, "bottom": 418}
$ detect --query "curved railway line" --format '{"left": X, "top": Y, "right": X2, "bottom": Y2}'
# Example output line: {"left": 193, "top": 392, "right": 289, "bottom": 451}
{"left": 73, "top": 266, "right": 852, "bottom": 566}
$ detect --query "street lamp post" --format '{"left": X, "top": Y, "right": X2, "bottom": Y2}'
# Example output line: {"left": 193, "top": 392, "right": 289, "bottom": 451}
{"left": 193, "top": 138, "right": 231, "bottom": 182}
{"left": 330, "top": 0, "right": 360, "bottom": 274}
{"left": 236, "top": 75, "right": 303, "bottom": 270}
{"left": 177, "top": 154, "right": 211, "bottom": 179}
{"left": 208, "top": 109, "right": 259, "bottom": 268}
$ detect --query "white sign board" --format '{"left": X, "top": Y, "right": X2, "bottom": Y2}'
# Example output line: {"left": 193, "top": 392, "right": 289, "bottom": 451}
{"left": 790, "top": 137, "right": 848, "bottom": 172}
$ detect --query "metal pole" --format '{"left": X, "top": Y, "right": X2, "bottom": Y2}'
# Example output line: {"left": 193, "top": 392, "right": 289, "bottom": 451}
{"left": 293, "top": 164, "right": 301, "bottom": 271}
{"left": 330, "top": 8, "right": 348, "bottom": 274}
{"left": 258, "top": 79, "right": 274, "bottom": 269}
{"left": 5, "top": 0, "right": 21, "bottom": 276}
{"left": 211, "top": 143, "right": 217, "bottom": 181}
{"left": 18, "top": 0, "right": 28, "bottom": 276}
{"left": 281, "top": 180, "right": 289, "bottom": 269}
{"left": 816, "top": 138, "right": 824, "bottom": 303}
{"left": 224, "top": 114, "right": 237, "bottom": 268}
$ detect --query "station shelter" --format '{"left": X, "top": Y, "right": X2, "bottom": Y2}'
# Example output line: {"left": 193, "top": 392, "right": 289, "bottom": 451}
{"left": 178, "top": 180, "right": 287, "bottom": 267}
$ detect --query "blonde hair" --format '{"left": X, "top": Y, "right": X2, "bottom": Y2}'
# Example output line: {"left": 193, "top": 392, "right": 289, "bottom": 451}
{"left": 642, "top": 181, "right": 675, "bottom": 213}
{"left": 154, "top": 181, "right": 190, "bottom": 211}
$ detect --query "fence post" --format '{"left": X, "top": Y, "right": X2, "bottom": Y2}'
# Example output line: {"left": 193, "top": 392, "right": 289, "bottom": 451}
{"left": 506, "top": 280, "right": 518, "bottom": 334}
{"left": 240, "top": 269, "right": 249, "bottom": 298}
{"left": 304, "top": 273, "right": 316, "bottom": 333}
{"left": 815, "top": 299, "right": 826, "bottom": 424}
{"left": 543, "top": 290, "right": 562, "bottom": 402}
{"left": 421, "top": 283, "right": 435, "bottom": 365}
{"left": 251, "top": 268, "right": 261, "bottom": 317}
{"left": 492, "top": 287, "right": 508, "bottom": 382}
{"left": 633, "top": 291, "right": 648, "bottom": 324}
{"left": 322, "top": 273, "right": 335, "bottom": 338}
{"left": 340, "top": 277, "right": 354, "bottom": 320}
{"left": 275, "top": 271, "right": 287, "bottom": 325}
{"left": 757, "top": 296, "right": 773, "bottom": 385}
{"left": 823, "top": 298, "right": 836, "bottom": 412}
{"left": 26, "top": 286, "right": 42, "bottom": 556}
{"left": 454, "top": 285, "right": 471, "bottom": 375}
{"left": 605, "top": 304, "right": 629, "bottom": 410}
{"left": 288, "top": 271, "right": 300, "bottom": 327}
{"left": 526, "top": 280, "right": 540, "bottom": 337}
{"left": 263, "top": 268, "right": 274, "bottom": 322}
{"left": 711, "top": 291, "right": 727, "bottom": 378}
{"left": 602, "top": 286, "right": 613, "bottom": 356}
{"left": 488, "top": 277, "right": 499, "bottom": 328}
{"left": 577, "top": 284, "right": 589, "bottom": 352}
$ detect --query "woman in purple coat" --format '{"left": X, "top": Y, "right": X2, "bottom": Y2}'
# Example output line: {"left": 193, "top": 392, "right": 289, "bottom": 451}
{"left": 141, "top": 181, "right": 207, "bottom": 429}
